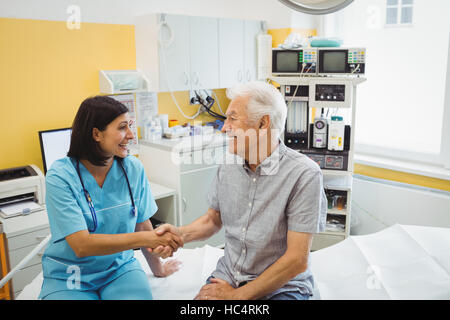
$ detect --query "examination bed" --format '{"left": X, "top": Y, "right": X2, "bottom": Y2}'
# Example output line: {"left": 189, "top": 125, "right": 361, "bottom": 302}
{"left": 13, "top": 224, "right": 450, "bottom": 300}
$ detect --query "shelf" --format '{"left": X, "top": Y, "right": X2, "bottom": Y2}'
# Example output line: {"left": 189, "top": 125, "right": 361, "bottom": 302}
{"left": 321, "top": 231, "right": 346, "bottom": 236}
{"left": 270, "top": 75, "right": 367, "bottom": 86}
{"left": 99, "top": 70, "right": 150, "bottom": 94}
{"left": 323, "top": 174, "right": 353, "bottom": 191}
{"left": 322, "top": 170, "right": 353, "bottom": 177}
{"left": 327, "top": 208, "right": 347, "bottom": 215}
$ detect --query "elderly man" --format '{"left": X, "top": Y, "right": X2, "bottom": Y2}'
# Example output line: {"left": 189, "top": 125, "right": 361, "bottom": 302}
{"left": 154, "top": 81, "right": 327, "bottom": 300}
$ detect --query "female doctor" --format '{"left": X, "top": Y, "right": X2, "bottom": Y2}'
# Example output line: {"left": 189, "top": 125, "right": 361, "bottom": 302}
{"left": 38, "top": 96, "right": 183, "bottom": 300}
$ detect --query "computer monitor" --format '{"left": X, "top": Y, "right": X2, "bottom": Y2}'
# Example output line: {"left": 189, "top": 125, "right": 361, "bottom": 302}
{"left": 38, "top": 128, "right": 72, "bottom": 174}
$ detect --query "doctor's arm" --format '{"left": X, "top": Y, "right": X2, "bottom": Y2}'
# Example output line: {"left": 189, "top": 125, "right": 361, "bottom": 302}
{"left": 65, "top": 225, "right": 183, "bottom": 259}
{"left": 196, "top": 230, "right": 312, "bottom": 300}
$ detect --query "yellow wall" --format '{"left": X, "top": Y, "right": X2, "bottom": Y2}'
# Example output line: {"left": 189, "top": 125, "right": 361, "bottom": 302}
{"left": 157, "top": 89, "right": 229, "bottom": 126}
{"left": 355, "top": 164, "right": 450, "bottom": 192}
{"left": 1, "top": 19, "right": 448, "bottom": 191}
{"left": 0, "top": 18, "right": 136, "bottom": 173}
{"left": 0, "top": 18, "right": 226, "bottom": 173}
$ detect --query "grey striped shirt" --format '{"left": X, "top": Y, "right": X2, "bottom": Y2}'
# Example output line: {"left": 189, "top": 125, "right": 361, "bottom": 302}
{"left": 208, "top": 140, "right": 327, "bottom": 298}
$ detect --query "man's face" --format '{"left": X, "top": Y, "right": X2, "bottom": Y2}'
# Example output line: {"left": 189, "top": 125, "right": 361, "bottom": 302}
{"left": 221, "top": 96, "right": 259, "bottom": 161}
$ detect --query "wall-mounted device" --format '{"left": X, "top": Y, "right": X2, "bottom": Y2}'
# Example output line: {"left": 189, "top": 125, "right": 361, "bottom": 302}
{"left": 284, "top": 85, "right": 310, "bottom": 149}
{"left": 272, "top": 47, "right": 365, "bottom": 76}
{"left": 300, "top": 149, "right": 349, "bottom": 171}
{"left": 309, "top": 79, "right": 351, "bottom": 108}
{"left": 272, "top": 49, "right": 317, "bottom": 76}
{"left": 318, "top": 48, "right": 365, "bottom": 76}
{"left": 312, "top": 117, "right": 328, "bottom": 149}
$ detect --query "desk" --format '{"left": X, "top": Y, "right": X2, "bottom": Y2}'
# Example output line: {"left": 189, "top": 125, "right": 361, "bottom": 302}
{"left": 149, "top": 182, "right": 177, "bottom": 226}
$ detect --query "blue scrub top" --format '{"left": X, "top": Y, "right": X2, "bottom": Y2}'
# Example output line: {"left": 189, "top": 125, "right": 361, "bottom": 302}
{"left": 38, "top": 155, "right": 158, "bottom": 299}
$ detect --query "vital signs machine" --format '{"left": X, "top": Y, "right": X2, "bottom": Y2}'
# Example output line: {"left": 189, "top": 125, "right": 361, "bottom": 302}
{"left": 270, "top": 47, "right": 366, "bottom": 250}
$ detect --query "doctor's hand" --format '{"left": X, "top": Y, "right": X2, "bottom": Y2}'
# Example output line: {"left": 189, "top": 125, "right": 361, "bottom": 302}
{"left": 152, "top": 259, "right": 182, "bottom": 278}
{"left": 148, "top": 224, "right": 185, "bottom": 256}
{"left": 146, "top": 230, "right": 183, "bottom": 254}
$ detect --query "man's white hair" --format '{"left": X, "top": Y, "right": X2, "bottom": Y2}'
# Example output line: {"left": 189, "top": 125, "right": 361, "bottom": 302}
{"left": 226, "top": 81, "right": 287, "bottom": 138}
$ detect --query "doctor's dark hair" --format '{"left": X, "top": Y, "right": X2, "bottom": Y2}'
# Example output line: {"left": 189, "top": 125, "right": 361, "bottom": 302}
{"left": 67, "top": 95, "right": 129, "bottom": 166}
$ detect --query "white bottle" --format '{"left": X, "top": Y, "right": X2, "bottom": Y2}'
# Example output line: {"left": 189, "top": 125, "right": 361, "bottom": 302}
{"left": 328, "top": 116, "right": 345, "bottom": 151}
{"left": 154, "top": 119, "right": 162, "bottom": 140}
{"left": 144, "top": 118, "right": 152, "bottom": 140}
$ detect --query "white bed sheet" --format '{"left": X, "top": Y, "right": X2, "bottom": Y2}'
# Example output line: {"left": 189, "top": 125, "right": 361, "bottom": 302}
{"left": 17, "top": 245, "right": 225, "bottom": 300}
{"left": 310, "top": 224, "right": 450, "bottom": 300}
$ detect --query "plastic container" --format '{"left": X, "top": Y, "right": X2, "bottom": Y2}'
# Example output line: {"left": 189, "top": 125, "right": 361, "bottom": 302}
{"left": 328, "top": 116, "right": 345, "bottom": 151}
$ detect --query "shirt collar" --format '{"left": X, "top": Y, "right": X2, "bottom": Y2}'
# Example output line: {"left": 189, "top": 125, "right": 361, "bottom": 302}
{"left": 242, "top": 140, "right": 286, "bottom": 176}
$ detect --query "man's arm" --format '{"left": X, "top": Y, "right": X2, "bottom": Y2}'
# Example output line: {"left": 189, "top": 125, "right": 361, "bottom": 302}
{"left": 154, "top": 208, "right": 222, "bottom": 244}
{"left": 195, "top": 230, "right": 312, "bottom": 300}
{"left": 236, "top": 230, "right": 312, "bottom": 299}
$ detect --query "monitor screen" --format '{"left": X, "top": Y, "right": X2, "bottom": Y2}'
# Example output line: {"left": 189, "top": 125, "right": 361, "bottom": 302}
{"left": 38, "top": 128, "right": 72, "bottom": 173}
{"left": 276, "top": 51, "right": 299, "bottom": 72}
{"left": 322, "top": 51, "right": 346, "bottom": 73}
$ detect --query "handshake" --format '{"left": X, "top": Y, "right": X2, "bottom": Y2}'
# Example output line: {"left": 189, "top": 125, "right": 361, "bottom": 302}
{"left": 147, "top": 224, "right": 184, "bottom": 259}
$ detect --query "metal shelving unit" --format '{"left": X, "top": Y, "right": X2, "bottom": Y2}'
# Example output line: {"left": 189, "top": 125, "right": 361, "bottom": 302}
{"left": 271, "top": 75, "right": 366, "bottom": 250}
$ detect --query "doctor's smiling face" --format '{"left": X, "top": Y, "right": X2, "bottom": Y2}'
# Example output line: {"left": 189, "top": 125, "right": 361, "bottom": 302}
{"left": 92, "top": 112, "right": 135, "bottom": 159}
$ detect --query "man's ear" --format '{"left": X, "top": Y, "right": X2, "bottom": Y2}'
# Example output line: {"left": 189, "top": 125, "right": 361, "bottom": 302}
{"left": 92, "top": 127, "right": 102, "bottom": 142}
{"left": 259, "top": 115, "right": 270, "bottom": 129}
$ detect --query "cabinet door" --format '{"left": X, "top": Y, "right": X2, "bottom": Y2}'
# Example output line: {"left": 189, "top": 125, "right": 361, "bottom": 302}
{"left": 218, "top": 18, "right": 245, "bottom": 88}
{"left": 158, "top": 14, "right": 191, "bottom": 92}
{"left": 180, "top": 166, "right": 225, "bottom": 248}
{"left": 244, "top": 20, "right": 261, "bottom": 83}
{"left": 189, "top": 16, "right": 220, "bottom": 90}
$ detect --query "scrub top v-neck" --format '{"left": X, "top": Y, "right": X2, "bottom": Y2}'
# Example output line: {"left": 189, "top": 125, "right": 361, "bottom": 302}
{"left": 38, "top": 156, "right": 158, "bottom": 299}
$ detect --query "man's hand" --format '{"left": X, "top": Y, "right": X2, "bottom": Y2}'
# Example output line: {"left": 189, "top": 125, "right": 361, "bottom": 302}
{"left": 194, "top": 278, "right": 238, "bottom": 300}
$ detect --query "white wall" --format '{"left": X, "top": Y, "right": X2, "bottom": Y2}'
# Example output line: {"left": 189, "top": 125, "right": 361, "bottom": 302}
{"left": 0, "top": 0, "right": 316, "bottom": 29}
{"left": 322, "top": 0, "right": 450, "bottom": 156}
{"left": 351, "top": 176, "right": 450, "bottom": 235}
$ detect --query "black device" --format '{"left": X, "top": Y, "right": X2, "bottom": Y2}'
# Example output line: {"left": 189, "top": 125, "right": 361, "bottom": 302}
{"left": 272, "top": 49, "right": 317, "bottom": 75}
{"left": 284, "top": 85, "right": 310, "bottom": 149}
{"left": 318, "top": 49, "right": 365, "bottom": 75}
{"left": 299, "top": 148, "right": 349, "bottom": 171}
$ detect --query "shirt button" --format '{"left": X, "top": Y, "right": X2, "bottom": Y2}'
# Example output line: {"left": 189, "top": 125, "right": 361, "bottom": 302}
{"left": 248, "top": 202, "right": 252, "bottom": 207}
{"left": 253, "top": 178, "right": 256, "bottom": 182}
{"left": 242, "top": 248, "right": 246, "bottom": 253}
{"left": 242, "top": 227, "right": 246, "bottom": 232}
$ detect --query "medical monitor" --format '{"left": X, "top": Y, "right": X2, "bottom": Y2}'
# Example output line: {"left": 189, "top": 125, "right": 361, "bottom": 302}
{"left": 38, "top": 128, "right": 72, "bottom": 174}
{"left": 321, "top": 51, "right": 346, "bottom": 73}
